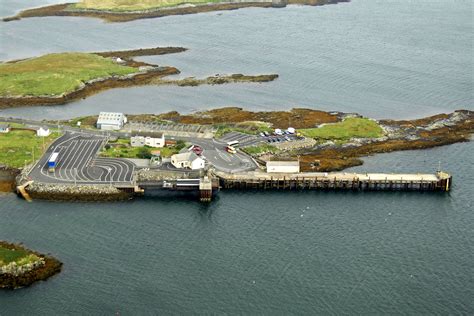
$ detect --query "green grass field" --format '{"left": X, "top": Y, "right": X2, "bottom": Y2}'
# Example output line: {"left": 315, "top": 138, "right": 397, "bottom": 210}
{"left": 0, "top": 129, "right": 60, "bottom": 168}
{"left": 300, "top": 118, "right": 384, "bottom": 140}
{"left": 244, "top": 144, "right": 279, "bottom": 155}
{"left": 0, "top": 53, "right": 137, "bottom": 97}
{"left": 0, "top": 246, "right": 29, "bottom": 265}
{"left": 73, "top": 0, "right": 224, "bottom": 11}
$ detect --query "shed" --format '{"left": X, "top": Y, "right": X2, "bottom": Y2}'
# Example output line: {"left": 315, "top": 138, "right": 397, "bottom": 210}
{"left": 36, "top": 126, "right": 51, "bottom": 137}
{"left": 96, "top": 112, "right": 127, "bottom": 130}
{"left": 266, "top": 161, "right": 300, "bottom": 173}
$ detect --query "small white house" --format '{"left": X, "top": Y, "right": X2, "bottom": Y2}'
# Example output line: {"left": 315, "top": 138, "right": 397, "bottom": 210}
{"left": 0, "top": 124, "right": 10, "bottom": 133}
{"left": 36, "top": 126, "right": 51, "bottom": 137}
{"left": 96, "top": 112, "right": 127, "bottom": 131}
{"left": 131, "top": 133, "right": 165, "bottom": 148}
{"left": 171, "top": 152, "right": 205, "bottom": 170}
{"left": 287, "top": 127, "right": 296, "bottom": 134}
{"left": 266, "top": 161, "right": 300, "bottom": 173}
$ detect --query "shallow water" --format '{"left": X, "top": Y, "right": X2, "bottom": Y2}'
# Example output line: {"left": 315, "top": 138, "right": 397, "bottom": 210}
{"left": 0, "top": 0, "right": 473, "bottom": 314}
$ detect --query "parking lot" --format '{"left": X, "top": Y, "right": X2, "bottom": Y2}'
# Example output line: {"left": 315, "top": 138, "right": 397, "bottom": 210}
{"left": 28, "top": 132, "right": 135, "bottom": 184}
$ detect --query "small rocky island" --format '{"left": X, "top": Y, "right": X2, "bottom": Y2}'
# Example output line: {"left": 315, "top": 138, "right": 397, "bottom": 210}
{"left": 0, "top": 241, "right": 62, "bottom": 289}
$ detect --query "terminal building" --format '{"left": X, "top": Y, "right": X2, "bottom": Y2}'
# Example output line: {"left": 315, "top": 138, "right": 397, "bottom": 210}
{"left": 171, "top": 152, "right": 205, "bottom": 170}
{"left": 266, "top": 161, "right": 300, "bottom": 173}
{"left": 96, "top": 112, "right": 127, "bottom": 130}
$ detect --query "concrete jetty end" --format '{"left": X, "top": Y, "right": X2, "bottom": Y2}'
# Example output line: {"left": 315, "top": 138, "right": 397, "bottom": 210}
{"left": 214, "top": 170, "right": 452, "bottom": 192}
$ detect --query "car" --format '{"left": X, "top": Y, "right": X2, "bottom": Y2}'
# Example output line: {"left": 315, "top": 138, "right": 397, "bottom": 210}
{"left": 284, "top": 136, "right": 291, "bottom": 141}
{"left": 260, "top": 132, "right": 265, "bottom": 137}
{"left": 267, "top": 139, "right": 272, "bottom": 143}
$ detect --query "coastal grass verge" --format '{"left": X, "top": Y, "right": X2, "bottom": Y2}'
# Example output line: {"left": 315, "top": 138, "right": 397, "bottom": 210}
{"left": 300, "top": 118, "right": 384, "bottom": 140}
{"left": 0, "top": 53, "right": 137, "bottom": 97}
{"left": 0, "top": 129, "right": 60, "bottom": 168}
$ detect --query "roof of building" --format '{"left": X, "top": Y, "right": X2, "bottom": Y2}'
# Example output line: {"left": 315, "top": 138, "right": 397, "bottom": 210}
{"left": 0, "top": 123, "right": 10, "bottom": 129}
{"left": 97, "top": 112, "right": 125, "bottom": 125}
{"left": 266, "top": 161, "right": 300, "bottom": 166}
{"left": 35, "top": 126, "right": 50, "bottom": 131}
{"left": 172, "top": 152, "right": 201, "bottom": 162}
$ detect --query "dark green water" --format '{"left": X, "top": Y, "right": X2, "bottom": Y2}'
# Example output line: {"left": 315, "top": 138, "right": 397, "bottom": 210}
{"left": 1, "top": 142, "right": 473, "bottom": 314}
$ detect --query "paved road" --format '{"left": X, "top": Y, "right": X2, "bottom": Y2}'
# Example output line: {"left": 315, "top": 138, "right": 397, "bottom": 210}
{"left": 192, "top": 138, "right": 257, "bottom": 173}
{"left": 28, "top": 132, "right": 135, "bottom": 184}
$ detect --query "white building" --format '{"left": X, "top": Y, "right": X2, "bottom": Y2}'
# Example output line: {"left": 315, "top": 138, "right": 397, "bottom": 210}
{"left": 96, "top": 112, "right": 127, "bottom": 130}
{"left": 36, "top": 126, "right": 51, "bottom": 137}
{"left": 131, "top": 134, "right": 165, "bottom": 148}
{"left": 0, "top": 124, "right": 10, "bottom": 133}
{"left": 171, "top": 152, "right": 205, "bottom": 170}
{"left": 266, "top": 161, "right": 300, "bottom": 173}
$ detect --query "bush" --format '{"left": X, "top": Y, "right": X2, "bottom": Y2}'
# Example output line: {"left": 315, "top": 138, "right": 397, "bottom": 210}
{"left": 137, "top": 147, "right": 152, "bottom": 159}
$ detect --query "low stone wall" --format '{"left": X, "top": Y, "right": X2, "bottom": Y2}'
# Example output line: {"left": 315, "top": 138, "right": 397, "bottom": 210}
{"left": 273, "top": 138, "right": 317, "bottom": 151}
{"left": 25, "top": 182, "right": 131, "bottom": 201}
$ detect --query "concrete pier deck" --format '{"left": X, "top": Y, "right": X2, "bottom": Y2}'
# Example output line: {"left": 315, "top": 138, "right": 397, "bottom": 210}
{"left": 214, "top": 170, "right": 452, "bottom": 192}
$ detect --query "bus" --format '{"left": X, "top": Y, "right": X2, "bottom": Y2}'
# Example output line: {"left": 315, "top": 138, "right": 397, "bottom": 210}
{"left": 48, "top": 152, "right": 59, "bottom": 172}
{"left": 226, "top": 140, "right": 239, "bottom": 148}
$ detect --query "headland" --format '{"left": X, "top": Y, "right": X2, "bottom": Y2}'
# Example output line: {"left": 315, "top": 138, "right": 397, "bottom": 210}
{"left": 1, "top": 107, "right": 471, "bottom": 201}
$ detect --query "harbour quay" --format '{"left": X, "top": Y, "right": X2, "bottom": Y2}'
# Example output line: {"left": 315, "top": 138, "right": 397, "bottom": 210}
{"left": 214, "top": 170, "right": 452, "bottom": 192}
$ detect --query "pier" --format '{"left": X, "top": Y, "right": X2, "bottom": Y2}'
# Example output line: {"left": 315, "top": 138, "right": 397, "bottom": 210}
{"left": 214, "top": 170, "right": 452, "bottom": 192}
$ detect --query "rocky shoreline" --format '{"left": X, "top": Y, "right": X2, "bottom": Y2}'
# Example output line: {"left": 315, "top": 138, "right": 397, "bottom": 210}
{"left": 3, "top": 0, "right": 350, "bottom": 23}
{"left": 0, "top": 165, "right": 20, "bottom": 193}
{"left": 0, "top": 241, "right": 62, "bottom": 290}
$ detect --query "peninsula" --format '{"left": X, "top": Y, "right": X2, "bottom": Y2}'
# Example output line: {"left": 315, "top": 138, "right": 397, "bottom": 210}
{"left": 3, "top": 0, "right": 350, "bottom": 23}
{"left": 0, "top": 47, "right": 278, "bottom": 108}
{"left": 1, "top": 107, "right": 472, "bottom": 201}
{"left": 0, "top": 241, "right": 62, "bottom": 289}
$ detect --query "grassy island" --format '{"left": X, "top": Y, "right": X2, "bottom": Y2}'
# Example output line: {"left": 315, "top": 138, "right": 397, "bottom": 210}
{"left": 72, "top": 0, "right": 225, "bottom": 11}
{"left": 2, "top": 0, "right": 349, "bottom": 23}
{"left": 0, "top": 53, "right": 136, "bottom": 97}
{"left": 0, "top": 48, "right": 278, "bottom": 109}
{"left": 0, "top": 241, "right": 62, "bottom": 289}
